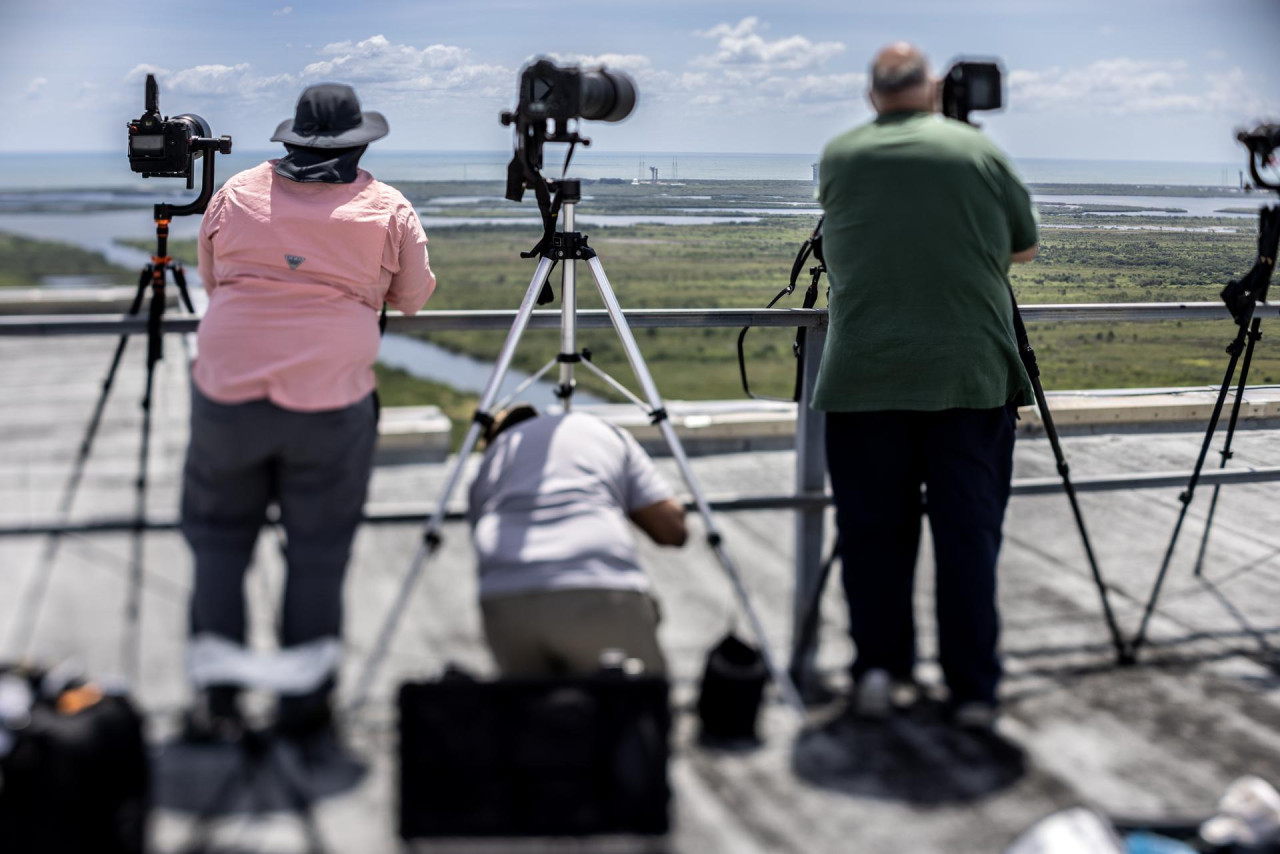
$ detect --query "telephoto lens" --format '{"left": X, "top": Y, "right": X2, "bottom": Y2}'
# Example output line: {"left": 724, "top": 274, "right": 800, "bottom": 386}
{"left": 579, "top": 68, "right": 637, "bottom": 123}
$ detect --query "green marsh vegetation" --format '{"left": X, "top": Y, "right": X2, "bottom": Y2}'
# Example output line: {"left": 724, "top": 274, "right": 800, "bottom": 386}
{"left": 113, "top": 177, "right": 1276, "bottom": 402}
{"left": 0, "top": 233, "right": 133, "bottom": 287}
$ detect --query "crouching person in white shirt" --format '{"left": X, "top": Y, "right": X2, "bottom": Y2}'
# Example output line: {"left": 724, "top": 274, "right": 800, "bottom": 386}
{"left": 467, "top": 406, "right": 688, "bottom": 676}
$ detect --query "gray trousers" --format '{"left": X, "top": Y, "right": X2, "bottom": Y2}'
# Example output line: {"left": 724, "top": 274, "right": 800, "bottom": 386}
{"left": 480, "top": 588, "right": 667, "bottom": 678}
{"left": 181, "top": 385, "right": 377, "bottom": 650}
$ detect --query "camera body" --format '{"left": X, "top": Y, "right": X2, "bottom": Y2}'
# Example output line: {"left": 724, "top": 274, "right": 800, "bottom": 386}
{"left": 127, "top": 74, "right": 212, "bottom": 181}
{"left": 501, "top": 58, "right": 638, "bottom": 204}
{"left": 508, "top": 58, "right": 637, "bottom": 126}
{"left": 941, "top": 60, "right": 1003, "bottom": 125}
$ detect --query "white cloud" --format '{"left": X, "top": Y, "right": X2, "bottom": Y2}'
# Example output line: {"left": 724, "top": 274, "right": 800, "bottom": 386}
{"left": 546, "top": 53, "right": 652, "bottom": 74}
{"left": 694, "top": 17, "right": 844, "bottom": 71}
{"left": 1007, "top": 58, "right": 1280, "bottom": 122}
{"left": 122, "top": 35, "right": 515, "bottom": 112}
{"left": 273, "top": 5, "right": 293, "bottom": 16}
{"left": 301, "top": 35, "right": 510, "bottom": 97}
{"left": 25, "top": 77, "right": 48, "bottom": 99}
{"left": 126, "top": 62, "right": 293, "bottom": 99}
{"left": 656, "top": 17, "right": 859, "bottom": 116}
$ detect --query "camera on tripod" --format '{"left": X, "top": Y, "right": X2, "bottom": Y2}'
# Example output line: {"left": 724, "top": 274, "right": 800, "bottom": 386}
{"left": 505, "top": 58, "right": 637, "bottom": 126}
{"left": 1238, "top": 122, "right": 1280, "bottom": 193}
{"left": 501, "top": 58, "right": 637, "bottom": 203}
{"left": 127, "top": 73, "right": 231, "bottom": 189}
{"left": 941, "top": 60, "right": 1003, "bottom": 125}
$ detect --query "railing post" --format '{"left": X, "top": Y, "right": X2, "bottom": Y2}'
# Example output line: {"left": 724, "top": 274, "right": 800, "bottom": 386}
{"left": 790, "top": 324, "right": 827, "bottom": 690}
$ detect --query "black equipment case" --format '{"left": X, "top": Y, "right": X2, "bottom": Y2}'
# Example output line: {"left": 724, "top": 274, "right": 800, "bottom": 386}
{"left": 398, "top": 671, "right": 670, "bottom": 839}
{"left": 0, "top": 667, "right": 149, "bottom": 854}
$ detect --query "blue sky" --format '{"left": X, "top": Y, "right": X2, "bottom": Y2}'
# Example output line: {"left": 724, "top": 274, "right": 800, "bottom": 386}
{"left": 2, "top": 0, "right": 1278, "bottom": 162}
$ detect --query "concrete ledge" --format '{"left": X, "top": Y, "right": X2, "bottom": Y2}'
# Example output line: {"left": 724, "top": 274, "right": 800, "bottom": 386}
{"left": 580, "top": 399, "right": 800, "bottom": 457}
{"left": 376, "top": 388, "right": 1280, "bottom": 464}
{"left": 1018, "top": 386, "right": 1280, "bottom": 434}
{"left": 376, "top": 406, "right": 452, "bottom": 464}
{"left": 0, "top": 287, "right": 177, "bottom": 315}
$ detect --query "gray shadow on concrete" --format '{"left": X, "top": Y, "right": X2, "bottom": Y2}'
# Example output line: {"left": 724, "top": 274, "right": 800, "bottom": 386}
{"left": 791, "top": 700, "right": 1027, "bottom": 805}
{"left": 152, "top": 731, "right": 366, "bottom": 818}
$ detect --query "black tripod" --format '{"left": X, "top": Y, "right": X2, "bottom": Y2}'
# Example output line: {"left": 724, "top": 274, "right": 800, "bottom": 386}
{"left": 1130, "top": 131, "right": 1280, "bottom": 658}
{"left": 1009, "top": 298, "right": 1131, "bottom": 664}
{"left": 6, "top": 138, "right": 229, "bottom": 682}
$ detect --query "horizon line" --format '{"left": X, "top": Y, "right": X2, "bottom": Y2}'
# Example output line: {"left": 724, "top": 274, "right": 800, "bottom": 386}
{"left": 0, "top": 150, "right": 1248, "bottom": 167}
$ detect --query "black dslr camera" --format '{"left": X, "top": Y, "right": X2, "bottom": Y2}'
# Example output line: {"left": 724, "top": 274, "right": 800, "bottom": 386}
{"left": 504, "top": 58, "right": 637, "bottom": 127}
{"left": 501, "top": 58, "right": 637, "bottom": 203}
{"left": 127, "top": 74, "right": 229, "bottom": 188}
{"left": 1238, "top": 123, "right": 1280, "bottom": 192}
{"left": 942, "top": 60, "right": 1003, "bottom": 125}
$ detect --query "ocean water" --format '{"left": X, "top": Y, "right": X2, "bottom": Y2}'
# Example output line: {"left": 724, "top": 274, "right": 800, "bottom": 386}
{"left": 0, "top": 150, "right": 1249, "bottom": 190}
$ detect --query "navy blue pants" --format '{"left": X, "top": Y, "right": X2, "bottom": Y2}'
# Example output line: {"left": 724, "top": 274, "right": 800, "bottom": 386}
{"left": 825, "top": 406, "right": 1016, "bottom": 705}
{"left": 181, "top": 385, "right": 378, "bottom": 649}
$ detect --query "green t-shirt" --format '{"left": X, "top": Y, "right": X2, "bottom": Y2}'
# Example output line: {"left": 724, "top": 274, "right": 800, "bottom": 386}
{"left": 812, "top": 111, "right": 1038, "bottom": 412}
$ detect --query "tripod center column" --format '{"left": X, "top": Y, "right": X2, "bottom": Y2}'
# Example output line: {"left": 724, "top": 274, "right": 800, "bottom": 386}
{"left": 558, "top": 197, "right": 577, "bottom": 411}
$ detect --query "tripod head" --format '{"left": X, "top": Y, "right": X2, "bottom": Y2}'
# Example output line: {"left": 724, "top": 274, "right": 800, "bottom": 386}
{"left": 501, "top": 59, "right": 637, "bottom": 262}
{"left": 1239, "top": 123, "right": 1280, "bottom": 194}
{"left": 1220, "top": 124, "right": 1280, "bottom": 324}
{"left": 154, "top": 135, "right": 232, "bottom": 222}
{"left": 127, "top": 73, "right": 233, "bottom": 222}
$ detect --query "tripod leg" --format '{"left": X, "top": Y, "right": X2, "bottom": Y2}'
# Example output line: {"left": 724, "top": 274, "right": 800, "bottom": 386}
{"left": 262, "top": 739, "right": 332, "bottom": 854}
{"left": 1131, "top": 315, "right": 1253, "bottom": 658}
{"left": 5, "top": 266, "right": 152, "bottom": 659}
{"left": 1193, "top": 317, "right": 1262, "bottom": 577}
{"left": 346, "top": 257, "right": 557, "bottom": 712}
{"left": 557, "top": 205, "right": 578, "bottom": 410}
{"left": 123, "top": 279, "right": 167, "bottom": 683}
{"left": 172, "top": 262, "right": 197, "bottom": 314}
{"left": 1029, "top": 376, "right": 1130, "bottom": 663}
{"left": 583, "top": 256, "right": 807, "bottom": 718}
{"left": 788, "top": 538, "right": 840, "bottom": 691}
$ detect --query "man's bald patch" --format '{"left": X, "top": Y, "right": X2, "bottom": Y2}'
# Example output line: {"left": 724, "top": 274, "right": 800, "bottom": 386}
{"left": 871, "top": 43, "right": 930, "bottom": 96}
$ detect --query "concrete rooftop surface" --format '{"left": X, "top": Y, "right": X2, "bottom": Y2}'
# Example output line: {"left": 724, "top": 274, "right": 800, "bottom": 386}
{"left": 1, "top": 333, "right": 1279, "bottom": 854}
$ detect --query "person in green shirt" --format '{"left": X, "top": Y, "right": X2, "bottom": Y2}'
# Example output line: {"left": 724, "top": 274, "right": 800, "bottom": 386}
{"left": 815, "top": 42, "right": 1039, "bottom": 728}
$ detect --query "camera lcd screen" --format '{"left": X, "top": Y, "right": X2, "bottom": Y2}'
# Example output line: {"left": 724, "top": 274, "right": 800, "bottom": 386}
{"left": 131, "top": 135, "right": 166, "bottom": 153}
{"left": 968, "top": 78, "right": 993, "bottom": 107}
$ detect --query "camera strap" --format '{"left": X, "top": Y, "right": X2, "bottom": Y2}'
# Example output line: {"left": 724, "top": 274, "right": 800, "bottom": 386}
{"left": 737, "top": 216, "right": 826, "bottom": 401}
{"left": 522, "top": 141, "right": 580, "bottom": 308}
{"left": 372, "top": 303, "right": 388, "bottom": 425}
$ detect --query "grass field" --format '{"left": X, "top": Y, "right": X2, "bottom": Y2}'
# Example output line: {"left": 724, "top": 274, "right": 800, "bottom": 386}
{"left": 110, "top": 178, "right": 1273, "bottom": 403}
{"left": 0, "top": 232, "right": 134, "bottom": 287}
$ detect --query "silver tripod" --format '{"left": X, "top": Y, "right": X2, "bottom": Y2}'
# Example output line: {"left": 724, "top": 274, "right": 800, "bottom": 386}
{"left": 350, "top": 180, "right": 805, "bottom": 717}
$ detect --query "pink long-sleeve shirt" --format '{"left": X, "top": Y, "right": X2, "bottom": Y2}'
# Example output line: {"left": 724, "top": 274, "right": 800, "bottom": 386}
{"left": 194, "top": 161, "right": 436, "bottom": 411}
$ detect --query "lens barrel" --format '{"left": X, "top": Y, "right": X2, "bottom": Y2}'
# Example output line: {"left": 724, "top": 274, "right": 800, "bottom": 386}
{"left": 578, "top": 69, "right": 637, "bottom": 123}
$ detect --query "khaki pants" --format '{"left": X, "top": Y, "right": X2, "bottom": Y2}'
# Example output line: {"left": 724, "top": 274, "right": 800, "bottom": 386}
{"left": 480, "top": 588, "right": 666, "bottom": 677}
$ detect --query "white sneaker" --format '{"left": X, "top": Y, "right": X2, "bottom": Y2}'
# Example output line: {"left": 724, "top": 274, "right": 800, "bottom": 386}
{"left": 953, "top": 701, "right": 999, "bottom": 731}
{"left": 852, "top": 669, "right": 892, "bottom": 719}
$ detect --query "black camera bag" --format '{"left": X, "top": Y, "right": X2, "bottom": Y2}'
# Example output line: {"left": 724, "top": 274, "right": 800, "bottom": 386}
{"left": 398, "top": 669, "right": 670, "bottom": 839}
{"left": 0, "top": 669, "right": 149, "bottom": 854}
{"left": 697, "top": 633, "right": 768, "bottom": 742}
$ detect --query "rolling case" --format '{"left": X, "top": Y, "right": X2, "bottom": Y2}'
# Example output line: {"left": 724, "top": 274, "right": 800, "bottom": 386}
{"left": 398, "top": 668, "right": 670, "bottom": 838}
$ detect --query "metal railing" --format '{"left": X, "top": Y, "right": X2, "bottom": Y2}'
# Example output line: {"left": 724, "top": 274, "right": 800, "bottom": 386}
{"left": 3, "top": 300, "right": 1278, "bottom": 680}
{"left": 7, "top": 300, "right": 1280, "bottom": 337}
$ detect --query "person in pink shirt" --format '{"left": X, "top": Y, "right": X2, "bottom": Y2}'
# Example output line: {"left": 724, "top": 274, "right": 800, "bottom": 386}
{"left": 182, "top": 83, "right": 435, "bottom": 740}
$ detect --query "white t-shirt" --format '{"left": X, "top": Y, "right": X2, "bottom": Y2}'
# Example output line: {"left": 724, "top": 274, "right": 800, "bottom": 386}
{"left": 467, "top": 413, "right": 676, "bottom": 598}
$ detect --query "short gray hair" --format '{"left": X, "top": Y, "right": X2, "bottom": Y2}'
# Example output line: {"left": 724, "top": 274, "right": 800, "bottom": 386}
{"left": 871, "top": 56, "right": 928, "bottom": 95}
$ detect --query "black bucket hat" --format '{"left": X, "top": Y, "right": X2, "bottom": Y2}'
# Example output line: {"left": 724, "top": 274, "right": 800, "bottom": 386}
{"left": 270, "top": 83, "right": 388, "bottom": 148}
